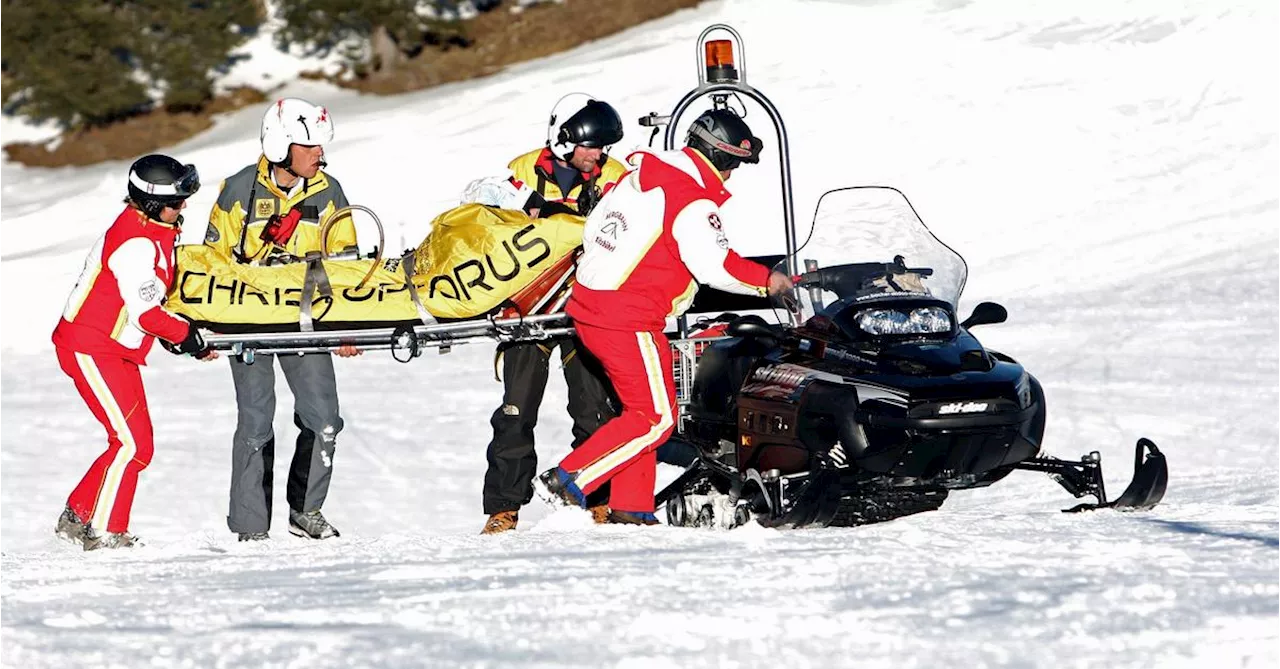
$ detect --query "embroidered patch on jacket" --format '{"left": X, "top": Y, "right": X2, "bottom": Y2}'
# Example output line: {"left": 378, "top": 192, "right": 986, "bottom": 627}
{"left": 255, "top": 199, "right": 276, "bottom": 218}
{"left": 709, "top": 213, "right": 729, "bottom": 248}
{"left": 138, "top": 279, "right": 162, "bottom": 303}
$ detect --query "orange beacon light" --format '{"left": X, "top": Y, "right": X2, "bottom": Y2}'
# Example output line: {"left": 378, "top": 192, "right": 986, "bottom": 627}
{"left": 705, "top": 39, "right": 739, "bottom": 82}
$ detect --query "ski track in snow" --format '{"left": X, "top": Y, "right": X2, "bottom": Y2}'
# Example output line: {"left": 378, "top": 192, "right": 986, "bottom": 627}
{"left": 2, "top": 0, "right": 1277, "bottom": 667}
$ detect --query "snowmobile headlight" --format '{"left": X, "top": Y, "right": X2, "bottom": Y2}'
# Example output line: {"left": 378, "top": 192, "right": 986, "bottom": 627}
{"left": 856, "top": 307, "right": 952, "bottom": 336}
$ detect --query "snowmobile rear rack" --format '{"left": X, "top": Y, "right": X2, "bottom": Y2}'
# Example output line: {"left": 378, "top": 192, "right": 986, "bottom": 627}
{"left": 202, "top": 313, "right": 573, "bottom": 364}
{"left": 1014, "top": 438, "right": 1168, "bottom": 512}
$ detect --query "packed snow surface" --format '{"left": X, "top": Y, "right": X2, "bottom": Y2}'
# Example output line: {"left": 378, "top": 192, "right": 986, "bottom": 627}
{"left": 2, "top": 0, "right": 1276, "bottom": 667}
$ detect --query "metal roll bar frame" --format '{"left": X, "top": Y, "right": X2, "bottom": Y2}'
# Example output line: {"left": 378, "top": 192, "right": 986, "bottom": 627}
{"left": 639, "top": 24, "right": 800, "bottom": 337}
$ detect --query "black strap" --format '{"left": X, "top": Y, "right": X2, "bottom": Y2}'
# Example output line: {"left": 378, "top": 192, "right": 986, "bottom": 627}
{"left": 577, "top": 172, "right": 603, "bottom": 215}
{"left": 233, "top": 181, "right": 260, "bottom": 263}
{"left": 534, "top": 170, "right": 548, "bottom": 197}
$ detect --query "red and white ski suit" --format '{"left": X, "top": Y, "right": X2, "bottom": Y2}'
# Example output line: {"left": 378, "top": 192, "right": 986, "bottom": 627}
{"left": 563, "top": 148, "right": 771, "bottom": 513}
{"left": 51, "top": 206, "right": 191, "bottom": 533}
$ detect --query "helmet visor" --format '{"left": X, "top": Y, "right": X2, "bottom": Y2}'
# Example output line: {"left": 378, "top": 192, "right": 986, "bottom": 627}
{"left": 129, "top": 163, "right": 200, "bottom": 200}
{"left": 173, "top": 164, "right": 200, "bottom": 198}
{"left": 688, "top": 123, "right": 761, "bottom": 164}
{"left": 561, "top": 100, "right": 625, "bottom": 148}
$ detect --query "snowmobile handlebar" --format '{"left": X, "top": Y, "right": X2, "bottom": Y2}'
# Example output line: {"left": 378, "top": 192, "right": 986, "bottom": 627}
{"left": 794, "top": 259, "right": 934, "bottom": 296}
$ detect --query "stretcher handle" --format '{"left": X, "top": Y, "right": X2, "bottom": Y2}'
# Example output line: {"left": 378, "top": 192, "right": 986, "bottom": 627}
{"left": 321, "top": 204, "right": 386, "bottom": 290}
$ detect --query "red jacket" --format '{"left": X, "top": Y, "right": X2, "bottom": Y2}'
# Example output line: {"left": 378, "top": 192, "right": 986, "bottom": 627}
{"left": 568, "top": 148, "right": 770, "bottom": 331}
{"left": 52, "top": 206, "right": 190, "bottom": 364}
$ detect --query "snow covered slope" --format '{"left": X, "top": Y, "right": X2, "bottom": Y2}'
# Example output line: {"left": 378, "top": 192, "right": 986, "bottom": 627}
{"left": 2, "top": 1, "right": 1276, "bottom": 667}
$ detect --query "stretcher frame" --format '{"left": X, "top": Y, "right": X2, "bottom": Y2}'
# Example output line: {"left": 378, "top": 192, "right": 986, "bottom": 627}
{"left": 203, "top": 313, "right": 574, "bottom": 364}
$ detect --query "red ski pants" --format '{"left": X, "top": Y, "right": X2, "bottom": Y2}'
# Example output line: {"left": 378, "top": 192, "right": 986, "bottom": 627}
{"left": 559, "top": 325, "right": 675, "bottom": 513}
{"left": 56, "top": 347, "right": 154, "bottom": 533}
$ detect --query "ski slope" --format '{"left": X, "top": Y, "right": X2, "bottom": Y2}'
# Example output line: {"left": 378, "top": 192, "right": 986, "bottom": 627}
{"left": 2, "top": 0, "right": 1277, "bottom": 667}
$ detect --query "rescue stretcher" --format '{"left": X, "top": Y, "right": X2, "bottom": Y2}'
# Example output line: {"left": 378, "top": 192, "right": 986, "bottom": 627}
{"left": 168, "top": 202, "right": 586, "bottom": 363}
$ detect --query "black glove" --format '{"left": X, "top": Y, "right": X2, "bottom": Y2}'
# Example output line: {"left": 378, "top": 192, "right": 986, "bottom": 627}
{"left": 163, "top": 321, "right": 210, "bottom": 358}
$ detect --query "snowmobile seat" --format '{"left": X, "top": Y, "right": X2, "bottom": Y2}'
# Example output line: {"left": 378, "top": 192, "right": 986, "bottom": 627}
{"left": 690, "top": 316, "right": 776, "bottom": 418}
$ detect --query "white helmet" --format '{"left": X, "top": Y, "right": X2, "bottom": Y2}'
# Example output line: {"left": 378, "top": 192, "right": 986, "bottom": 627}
{"left": 546, "top": 93, "right": 624, "bottom": 162}
{"left": 260, "top": 98, "right": 334, "bottom": 165}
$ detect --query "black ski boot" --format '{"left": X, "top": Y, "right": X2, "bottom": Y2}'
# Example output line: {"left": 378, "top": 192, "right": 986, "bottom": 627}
{"left": 536, "top": 467, "right": 587, "bottom": 508}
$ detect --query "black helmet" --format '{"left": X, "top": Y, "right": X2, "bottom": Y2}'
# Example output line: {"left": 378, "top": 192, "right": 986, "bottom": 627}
{"left": 548, "top": 95, "right": 625, "bottom": 161}
{"left": 685, "top": 109, "right": 763, "bottom": 171}
{"left": 127, "top": 154, "right": 200, "bottom": 221}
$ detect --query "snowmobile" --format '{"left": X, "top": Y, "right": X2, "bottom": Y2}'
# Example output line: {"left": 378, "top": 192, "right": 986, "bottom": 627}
{"left": 657, "top": 186, "right": 1168, "bottom": 528}
{"left": 639, "top": 25, "right": 1167, "bottom": 528}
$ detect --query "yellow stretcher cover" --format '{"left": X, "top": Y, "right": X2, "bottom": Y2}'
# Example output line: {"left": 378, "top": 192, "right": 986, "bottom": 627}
{"left": 166, "top": 204, "right": 585, "bottom": 332}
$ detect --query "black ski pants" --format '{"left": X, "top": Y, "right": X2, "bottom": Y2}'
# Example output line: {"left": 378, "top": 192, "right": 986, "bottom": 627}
{"left": 482, "top": 335, "right": 614, "bottom": 514}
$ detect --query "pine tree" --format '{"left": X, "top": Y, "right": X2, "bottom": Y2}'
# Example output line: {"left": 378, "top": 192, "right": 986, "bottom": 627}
{"left": 1, "top": 0, "right": 261, "bottom": 128}
{"left": 275, "top": 0, "right": 467, "bottom": 77}
{"left": 1, "top": 0, "right": 149, "bottom": 128}
{"left": 127, "top": 0, "right": 263, "bottom": 111}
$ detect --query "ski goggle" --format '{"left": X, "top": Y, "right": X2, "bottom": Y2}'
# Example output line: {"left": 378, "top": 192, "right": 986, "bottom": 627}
{"left": 688, "top": 123, "right": 761, "bottom": 163}
{"left": 129, "top": 164, "right": 201, "bottom": 200}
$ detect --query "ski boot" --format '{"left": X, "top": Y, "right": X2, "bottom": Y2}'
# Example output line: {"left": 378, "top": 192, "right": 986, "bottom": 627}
{"left": 289, "top": 510, "right": 340, "bottom": 539}
{"left": 480, "top": 510, "right": 518, "bottom": 535}
{"left": 82, "top": 527, "right": 141, "bottom": 551}
{"left": 536, "top": 467, "right": 586, "bottom": 508}
{"left": 607, "top": 510, "right": 660, "bottom": 526}
{"left": 54, "top": 506, "right": 88, "bottom": 545}
{"left": 238, "top": 532, "right": 270, "bottom": 542}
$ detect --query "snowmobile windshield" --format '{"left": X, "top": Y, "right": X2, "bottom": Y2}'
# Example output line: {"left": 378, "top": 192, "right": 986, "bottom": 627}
{"left": 781, "top": 187, "right": 968, "bottom": 322}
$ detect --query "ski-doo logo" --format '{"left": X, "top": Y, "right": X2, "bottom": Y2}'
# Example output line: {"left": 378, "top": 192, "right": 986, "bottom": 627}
{"left": 937, "top": 401, "right": 989, "bottom": 415}
{"left": 750, "top": 365, "right": 807, "bottom": 389}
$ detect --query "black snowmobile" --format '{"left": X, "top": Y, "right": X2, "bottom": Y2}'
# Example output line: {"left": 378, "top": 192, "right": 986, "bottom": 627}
{"left": 637, "top": 24, "right": 1167, "bottom": 528}
{"left": 657, "top": 186, "right": 1168, "bottom": 528}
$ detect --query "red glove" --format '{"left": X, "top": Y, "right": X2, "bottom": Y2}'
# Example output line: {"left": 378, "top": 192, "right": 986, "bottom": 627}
{"left": 260, "top": 208, "right": 303, "bottom": 247}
